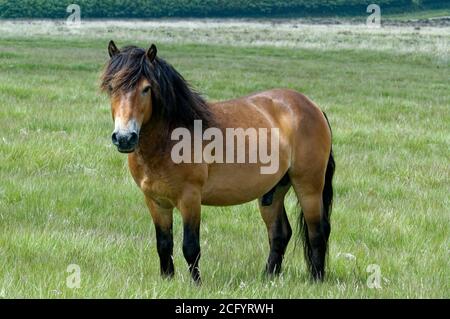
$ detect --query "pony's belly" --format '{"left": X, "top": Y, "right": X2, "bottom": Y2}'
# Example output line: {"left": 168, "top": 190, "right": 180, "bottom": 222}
{"left": 201, "top": 189, "right": 262, "bottom": 206}
{"left": 200, "top": 165, "right": 287, "bottom": 206}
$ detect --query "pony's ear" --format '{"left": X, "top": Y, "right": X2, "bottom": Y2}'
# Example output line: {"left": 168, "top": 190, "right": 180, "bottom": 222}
{"left": 108, "top": 40, "right": 120, "bottom": 58}
{"left": 147, "top": 44, "right": 157, "bottom": 63}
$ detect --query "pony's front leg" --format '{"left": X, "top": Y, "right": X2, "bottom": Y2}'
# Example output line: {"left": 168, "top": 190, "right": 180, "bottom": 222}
{"left": 145, "top": 197, "right": 174, "bottom": 278}
{"left": 178, "top": 186, "right": 202, "bottom": 284}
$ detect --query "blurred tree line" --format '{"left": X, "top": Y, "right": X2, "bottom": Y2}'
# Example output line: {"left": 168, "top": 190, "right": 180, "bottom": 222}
{"left": 0, "top": 0, "right": 447, "bottom": 18}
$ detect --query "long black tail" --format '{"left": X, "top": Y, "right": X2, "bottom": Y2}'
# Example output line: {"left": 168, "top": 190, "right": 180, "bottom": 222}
{"left": 299, "top": 112, "right": 335, "bottom": 280}
{"left": 321, "top": 111, "right": 335, "bottom": 229}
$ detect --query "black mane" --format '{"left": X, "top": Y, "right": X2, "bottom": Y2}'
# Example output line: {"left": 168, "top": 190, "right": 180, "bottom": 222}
{"left": 101, "top": 46, "right": 214, "bottom": 132}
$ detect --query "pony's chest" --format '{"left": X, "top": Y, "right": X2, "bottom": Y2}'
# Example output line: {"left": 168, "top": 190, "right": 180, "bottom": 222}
{"left": 127, "top": 154, "right": 179, "bottom": 203}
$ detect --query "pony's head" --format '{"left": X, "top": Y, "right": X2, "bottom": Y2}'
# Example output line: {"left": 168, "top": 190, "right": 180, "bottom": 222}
{"left": 101, "top": 40, "right": 213, "bottom": 154}
{"left": 101, "top": 41, "right": 156, "bottom": 153}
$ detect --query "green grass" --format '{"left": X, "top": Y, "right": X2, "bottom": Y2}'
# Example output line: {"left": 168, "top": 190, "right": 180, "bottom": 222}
{"left": 0, "top": 23, "right": 449, "bottom": 298}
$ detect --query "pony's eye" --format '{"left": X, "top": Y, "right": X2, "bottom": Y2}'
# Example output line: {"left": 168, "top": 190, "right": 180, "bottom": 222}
{"left": 108, "top": 84, "right": 113, "bottom": 92}
{"left": 142, "top": 85, "right": 151, "bottom": 95}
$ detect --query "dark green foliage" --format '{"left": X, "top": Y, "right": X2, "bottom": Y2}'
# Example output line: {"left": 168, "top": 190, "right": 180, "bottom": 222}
{"left": 0, "top": 0, "right": 447, "bottom": 18}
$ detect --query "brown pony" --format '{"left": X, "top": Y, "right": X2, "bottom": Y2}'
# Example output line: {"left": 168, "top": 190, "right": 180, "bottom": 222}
{"left": 101, "top": 41, "right": 335, "bottom": 284}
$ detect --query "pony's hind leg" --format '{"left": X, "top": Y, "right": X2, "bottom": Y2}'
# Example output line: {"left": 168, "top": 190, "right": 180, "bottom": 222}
{"left": 258, "top": 174, "right": 292, "bottom": 275}
{"left": 290, "top": 173, "right": 330, "bottom": 281}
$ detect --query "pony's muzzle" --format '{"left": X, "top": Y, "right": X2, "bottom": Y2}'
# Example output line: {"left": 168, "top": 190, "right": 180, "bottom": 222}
{"left": 111, "top": 131, "right": 139, "bottom": 153}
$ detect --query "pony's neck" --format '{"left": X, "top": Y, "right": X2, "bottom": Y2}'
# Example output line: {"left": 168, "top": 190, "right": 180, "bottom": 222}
{"left": 136, "top": 116, "right": 172, "bottom": 157}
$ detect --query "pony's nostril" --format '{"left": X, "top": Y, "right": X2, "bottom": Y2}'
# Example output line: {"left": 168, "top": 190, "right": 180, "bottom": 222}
{"left": 111, "top": 132, "right": 119, "bottom": 145}
{"left": 112, "top": 131, "right": 138, "bottom": 151}
{"left": 128, "top": 132, "right": 139, "bottom": 145}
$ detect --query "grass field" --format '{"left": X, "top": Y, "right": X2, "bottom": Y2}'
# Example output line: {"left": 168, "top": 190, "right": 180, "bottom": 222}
{"left": 0, "top": 20, "right": 449, "bottom": 298}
